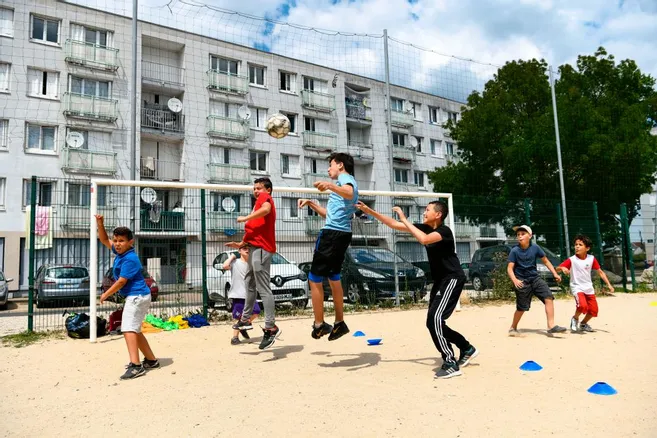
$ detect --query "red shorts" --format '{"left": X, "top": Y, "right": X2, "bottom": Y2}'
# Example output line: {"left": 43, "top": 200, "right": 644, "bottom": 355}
{"left": 575, "top": 292, "right": 598, "bottom": 317}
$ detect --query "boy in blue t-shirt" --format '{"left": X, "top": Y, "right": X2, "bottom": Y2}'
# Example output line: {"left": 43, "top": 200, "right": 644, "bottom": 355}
{"left": 96, "top": 215, "right": 159, "bottom": 380}
{"left": 298, "top": 153, "right": 358, "bottom": 341}
{"left": 507, "top": 225, "right": 567, "bottom": 336}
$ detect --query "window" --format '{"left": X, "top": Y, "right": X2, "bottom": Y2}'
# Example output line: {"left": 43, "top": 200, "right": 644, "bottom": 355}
{"left": 23, "top": 180, "right": 54, "bottom": 207}
{"left": 0, "top": 8, "right": 14, "bottom": 37}
{"left": 67, "top": 183, "right": 107, "bottom": 206}
{"left": 26, "top": 124, "right": 57, "bottom": 152}
{"left": 27, "top": 68, "right": 59, "bottom": 98}
{"left": 390, "top": 98, "right": 403, "bottom": 112}
{"left": 430, "top": 139, "right": 441, "bottom": 157}
{"left": 307, "top": 158, "right": 320, "bottom": 174}
{"left": 31, "top": 15, "right": 60, "bottom": 44}
{"left": 282, "top": 113, "right": 297, "bottom": 133}
{"left": 413, "top": 136, "right": 423, "bottom": 153}
{"left": 410, "top": 102, "right": 421, "bottom": 120}
{"left": 279, "top": 71, "right": 296, "bottom": 93}
{"left": 248, "top": 64, "right": 265, "bottom": 86}
{"left": 210, "top": 56, "right": 238, "bottom": 75}
{"left": 69, "top": 76, "right": 110, "bottom": 98}
{"left": 447, "top": 111, "right": 458, "bottom": 123}
{"left": 429, "top": 106, "right": 439, "bottom": 124}
{"left": 414, "top": 172, "right": 425, "bottom": 187}
{"left": 64, "top": 128, "right": 111, "bottom": 151}
{"left": 249, "top": 107, "right": 267, "bottom": 129}
{"left": 0, "top": 177, "right": 5, "bottom": 209}
{"left": 283, "top": 197, "right": 299, "bottom": 219}
{"left": 0, "top": 62, "right": 9, "bottom": 91}
{"left": 399, "top": 205, "right": 411, "bottom": 217}
{"left": 302, "top": 77, "right": 327, "bottom": 93}
{"left": 394, "top": 168, "right": 409, "bottom": 183}
{"left": 210, "top": 146, "right": 230, "bottom": 164}
{"left": 392, "top": 132, "right": 405, "bottom": 147}
{"left": 250, "top": 151, "right": 267, "bottom": 172}
{"left": 281, "top": 154, "right": 300, "bottom": 177}
{"left": 304, "top": 117, "right": 316, "bottom": 132}
{"left": 445, "top": 142, "right": 455, "bottom": 157}
{"left": 0, "top": 119, "right": 7, "bottom": 149}
{"left": 303, "top": 77, "right": 315, "bottom": 91}
{"left": 210, "top": 100, "right": 239, "bottom": 118}
{"left": 212, "top": 193, "right": 240, "bottom": 213}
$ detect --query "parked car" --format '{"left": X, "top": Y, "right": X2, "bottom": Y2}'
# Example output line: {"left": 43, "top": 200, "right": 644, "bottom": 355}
{"left": 35, "top": 264, "right": 91, "bottom": 308}
{"left": 101, "top": 268, "right": 159, "bottom": 301}
{"left": 207, "top": 251, "right": 309, "bottom": 309}
{"left": 408, "top": 260, "right": 471, "bottom": 285}
{"left": 299, "top": 246, "right": 427, "bottom": 304}
{"left": 0, "top": 269, "right": 14, "bottom": 310}
{"left": 468, "top": 244, "right": 561, "bottom": 291}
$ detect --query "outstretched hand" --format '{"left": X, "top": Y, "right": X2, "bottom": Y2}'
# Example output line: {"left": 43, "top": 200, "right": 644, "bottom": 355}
{"left": 225, "top": 242, "right": 242, "bottom": 249}
{"left": 392, "top": 206, "right": 407, "bottom": 220}
{"left": 94, "top": 214, "right": 104, "bottom": 223}
{"left": 298, "top": 199, "right": 312, "bottom": 209}
{"left": 355, "top": 201, "right": 371, "bottom": 213}
{"left": 236, "top": 216, "right": 247, "bottom": 223}
{"left": 313, "top": 181, "right": 332, "bottom": 192}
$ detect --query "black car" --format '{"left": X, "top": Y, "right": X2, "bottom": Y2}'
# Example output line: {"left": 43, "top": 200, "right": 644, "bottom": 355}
{"left": 468, "top": 244, "right": 561, "bottom": 291}
{"left": 298, "top": 246, "right": 427, "bottom": 304}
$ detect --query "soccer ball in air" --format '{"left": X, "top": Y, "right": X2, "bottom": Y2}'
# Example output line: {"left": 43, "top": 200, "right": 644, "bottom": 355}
{"left": 266, "top": 113, "right": 291, "bottom": 139}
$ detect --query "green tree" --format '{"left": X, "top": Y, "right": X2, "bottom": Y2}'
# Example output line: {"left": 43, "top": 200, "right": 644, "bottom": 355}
{"left": 430, "top": 48, "right": 657, "bottom": 247}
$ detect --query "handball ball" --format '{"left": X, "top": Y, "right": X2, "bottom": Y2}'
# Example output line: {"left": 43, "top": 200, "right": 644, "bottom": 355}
{"left": 266, "top": 113, "right": 291, "bottom": 139}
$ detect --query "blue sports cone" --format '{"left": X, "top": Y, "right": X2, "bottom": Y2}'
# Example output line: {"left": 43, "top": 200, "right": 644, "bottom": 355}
{"left": 519, "top": 360, "right": 543, "bottom": 371}
{"left": 587, "top": 382, "right": 617, "bottom": 396}
{"left": 366, "top": 338, "right": 382, "bottom": 345}
{"left": 353, "top": 331, "right": 365, "bottom": 337}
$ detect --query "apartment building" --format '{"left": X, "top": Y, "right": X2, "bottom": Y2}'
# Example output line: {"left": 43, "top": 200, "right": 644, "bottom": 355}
{"left": 0, "top": 0, "right": 493, "bottom": 292}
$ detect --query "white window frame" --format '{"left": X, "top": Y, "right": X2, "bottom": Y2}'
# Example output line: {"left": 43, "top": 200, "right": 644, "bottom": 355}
{"left": 25, "top": 123, "right": 57, "bottom": 154}
{"left": 0, "top": 62, "right": 9, "bottom": 92}
{"left": 0, "top": 177, "right": 5, "bottom": 210}
{"left": 248, "top": 64, "right": 266, "bottom": 87}
{"left": 394, "top": 168, "right": 409, "bottom": 183}
{"left": 210, "top": 146, "right": 231, "bottom": 165}
{"left": 392, "top": 132, "right": 405, "bottom": 147}
{"left": 430, "top": 139, "right": 442, "bottom": 158}
{"left": 69, "top": 75, "right": 111, "bottom": 98}
{"left": 429, "top": 106, "right": 439, "bottom": 124}
{"left": 282, "top": 197, "right": 300, "bottom": 220}
{"left": 281, "top": 154, "right": 300, "bottom": 178}
{"left": 413, "top": 136, "right": 423, "bottom": 153}
{"left": 27, "top": 68, "right": 59, "bottom": 99}
{"left": 0, "top": 7, "right": 14, "bottom": 38}
{"left": 250, "top": 151, "right": 268, "bottom": 173}
{"left": 304, "top": 117, "right": 316, "bottom": 132}
{"left": 22, "top": 180, "right": 55, "bottom": 208}
{"left": 414, "top": 171, "right": 426, "bottom": 188}
{"left": 279, "top": 71, "right": 296, "bottom": 93}
{"left": 249, "top": 107, "right": 268, "bottom": 129}
{"left": 0, "top": 119, "right": 7, "bottom": 150}
{"left": 30, "top": 14, "right": 60, "bottom": 45}
{"left": 447, "top": 111, "right": 458, "bottom": 123}
{"left": 390, "top": 98, "right": 403, "bottom": 112}
{"left": 445, "top": 142, "right": 455, "bottom": 157}
{"left": 282, "top": 112, "right": 297, "bottom": 134}
{"left": 410, "top": 102, "right": 422, "bottom": 120}
{"left": 210, "top": 56, "right": 239, "bottom": 75}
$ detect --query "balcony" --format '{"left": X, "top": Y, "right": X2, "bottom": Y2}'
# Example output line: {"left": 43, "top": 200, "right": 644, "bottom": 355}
{"left": 61, "top": 205, "right": 117, "bottom": 230}
{"left": 140, "top": 209, "right": 185, "bottom": 232}
{"left": 394, "top": 182, "right": 420, "bottom": 192}
{"left": 356, "top": 179, "right": 376, "bottom": 191}
{"left": 207, "top": 211, "right": 244, "bottom": 234}
{"left": 207, "top": 70, "right": 248, "bottom": 95}
{"left": 345, "top": 142, "right": 374, "bottom": 162}
{"left": 207, "top": 163, "right": 251, "bottom": 184}
{"left": 142, "top": 61, "right": 184, "bottom": 88}
{"left": 301, "top": 90, "right": 335, "bottom": 112}
{"left": 141, "top": 106, "right": 185, "bottom": 136}
{"left": 207, "top": 115, "right": 249, "bottom": 141}
{"left": 302, "top": 131, "right": 337, "bottom": 152}
{"left": 351, "top": 217, "right": 379, "bottom": 237}
{"left": 303, "top": 216, "right": 324, "bottom": 235}
{"left": 345, "top": 103, "right": 372, "bottom": 123}
{"left": 479, "top": 226, "right": 499, "bottom": 239}
{"left": 63, "top": 93, "right": 118, "bottom": 122}
{"left": 302, "top": 173, "right": 327, "bottom": 187}
{"left": 392, "top": 146, "right": 415, "bottom": 162}
{"left": 64, "top": 39, "right": 119, "bottom": 71}
{"left": 140, "top": 157, "right": 185, "bottom": 181}
{"left": 62, "top": 148, "right": 117, "bottom": 175}
{"left": 390, "top": 109, "right": 415, "bottom": 128}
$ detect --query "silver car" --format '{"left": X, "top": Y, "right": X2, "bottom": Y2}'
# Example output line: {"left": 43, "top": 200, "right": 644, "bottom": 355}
{"left": 0, "top": 269, "right": 13, "bottom": 310}
{"left": 35, "top": 264, "right": 90, "bottom": 308}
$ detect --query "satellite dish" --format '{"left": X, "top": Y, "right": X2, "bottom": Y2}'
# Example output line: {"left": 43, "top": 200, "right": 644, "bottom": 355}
{"left": 403, "top": 101, "right": 414, "bottom": 113}
{"left": 409, "top": 136, "right": 418, "bottom": 148}
{"left": 140, "top": 188, "right": 157, "bottom": 204}
{"left": 167, "top": 98, "right": 183, "bottom": 113}
{"left": 362, "top": 98, "right": 370, "bottom": 108}
{"left": 237, "top": 105, "right": 252, "bottom": 121}
{"left": 66, "top": 131, "right": 85, "bottom": 149}
{"left": 221, "top": 197, "right": 237, "bottom": 213}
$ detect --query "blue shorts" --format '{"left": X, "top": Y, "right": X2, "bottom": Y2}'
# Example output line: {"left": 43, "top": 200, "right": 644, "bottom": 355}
{"left": 232, "top": 298, "right": 261, "bottom": 320}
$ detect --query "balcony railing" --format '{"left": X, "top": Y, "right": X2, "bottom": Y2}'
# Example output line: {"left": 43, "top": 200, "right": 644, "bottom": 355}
{"left": 61, "top": 205, "right": 117, "bottom": 230}
{"left": 303, "top": 216, "right": 324, "bottom": 235}
{"left": 391, "top": 109, "right": 415, "bottom": 128}
{"left": 392, "top": 146, "right": 415, "bottom": 162}
{"left": 393, "top": 182, "right": 420, "bottom": 192}
{"left": 140, "top": 157, "right": 185, "bottom": 181}
{"left": 142, "top": 61, "right": 185, "bottom": 87}
{"left": 62, "top": 147, "right": 117, "bottom": 175}
{"left": 345, "top": 142, "right": 374, "bottom": 161}
{"left": 207, "top": 211, "right": 244, "bottom": 233}
{"left": 141, "top": 106, "right": 185, "bottom": 134}
{"left": 345, "top": 103, "right": 372, "bottom": 121}
{"left": 64, "top": 39, "right": 119, "bottom": 71}
{"left": 207, "top": 70, "right": 249, "bottom": 95}
{"left": 351, "top": 217, "right": 379, "bottom": 236}
{"left": 207, "top": 163, "right": 251, "bottom": 184}
{"left": 356, "top": 179, "right": 375, "bottom": 191}
{"left": 302, "top": 173, "right": 327, "bottom": 187}
{"left": 302, "top": 131, "right": 337, "bottom": 151}
{"left": 63, "top": 93, "right": 118, "bottom": 122}
{"left": 480, "top": 226, "right": 498, "bottom": 239}
{"left": 140, "top": 209, "right": 185, "bottom": 232}
{"left": 301, "top": 90, "right": 335, "bottom": 112}
{"left": 207, "top": 115, "right": 250, "bottom": 140}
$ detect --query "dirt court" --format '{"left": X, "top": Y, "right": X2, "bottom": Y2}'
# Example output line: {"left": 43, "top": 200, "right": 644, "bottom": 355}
{"left": 2, "top": 293, "right": 656, "bottom": 437}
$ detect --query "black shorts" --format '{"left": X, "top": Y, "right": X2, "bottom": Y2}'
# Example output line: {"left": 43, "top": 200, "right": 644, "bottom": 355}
{"left": 515, "top": 277, "right": 554, "bottom": 311}
{"left": 310, "top": 229, "right": 352, "bottom": 279}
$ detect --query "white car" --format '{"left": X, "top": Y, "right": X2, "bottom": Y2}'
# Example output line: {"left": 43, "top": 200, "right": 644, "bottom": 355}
{"left": 0, "top": 269, "right": 14, "bottom": 310}
{"left": 207, "top": 251, "right": 309, "bottom": 309}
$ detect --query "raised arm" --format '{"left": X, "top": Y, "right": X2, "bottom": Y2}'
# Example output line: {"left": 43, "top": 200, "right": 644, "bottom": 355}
{"left": 355, "top": 202, "right": 407, "bottom": 232}
{"left": 314, "top": 181, "right": 354, "bottom": 200}
{"left": 298, "top": 199, "right": 327, "bottom": 218}
{"left": 540, "top": 256, "right": 562, "bottom": 283}
{"left": 237, "top": 201, "right": 271, "bottom": 223}
{"left": 95, "top": 215, "right": 112, "bottom": 250}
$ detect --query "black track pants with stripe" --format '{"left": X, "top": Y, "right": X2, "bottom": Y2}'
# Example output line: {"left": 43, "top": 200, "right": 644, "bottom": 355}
{"left": 426, "top": 275, "right": 470, "bottom": 364}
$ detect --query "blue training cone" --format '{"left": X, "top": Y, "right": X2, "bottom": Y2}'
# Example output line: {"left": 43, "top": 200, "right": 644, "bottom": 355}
{"left": 353, "top": 331, "right": 366, "bottom": 337}
{"left": 519, "top": 360, "right": 543, "bottom": 371}
{"left": 367, "top": 338, "right": 382, "bottom": 345}
{"left": 587, "top": 382, "right": 617, "bottom": 396}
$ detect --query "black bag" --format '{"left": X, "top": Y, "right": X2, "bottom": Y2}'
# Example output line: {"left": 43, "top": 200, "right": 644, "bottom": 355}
{"left": 64, "top": 312, "right": 108, "bottom": 339}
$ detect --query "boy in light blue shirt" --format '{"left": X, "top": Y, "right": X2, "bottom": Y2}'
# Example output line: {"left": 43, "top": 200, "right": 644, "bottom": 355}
{"left": 298, "top": 153, "right": 358, "bottom": 341}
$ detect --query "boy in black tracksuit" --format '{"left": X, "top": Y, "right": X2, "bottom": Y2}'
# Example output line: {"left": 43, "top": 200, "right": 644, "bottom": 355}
{"left": 356, "top": 200, "right": 478, "bottom": 378}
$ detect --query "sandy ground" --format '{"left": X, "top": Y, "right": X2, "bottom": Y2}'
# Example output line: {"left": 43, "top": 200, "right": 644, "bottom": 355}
{"left": 2, "top": 293, "right": 656, "bottom": 438}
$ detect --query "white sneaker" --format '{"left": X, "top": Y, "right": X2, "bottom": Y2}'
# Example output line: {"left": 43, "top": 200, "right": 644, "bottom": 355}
{"left": 570, "top": 317, "right": 578, "bottom": 332}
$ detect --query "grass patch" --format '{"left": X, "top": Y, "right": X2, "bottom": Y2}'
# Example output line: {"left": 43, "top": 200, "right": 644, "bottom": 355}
{"left": 1, "top": 330, "right": 64, "bottom": 348}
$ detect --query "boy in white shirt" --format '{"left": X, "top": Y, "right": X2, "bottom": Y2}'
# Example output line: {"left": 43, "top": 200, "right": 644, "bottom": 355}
{"left": 222, "top": 246, "right": 260, "bottom": 344}
{"left": 556, "top": 235, "right": 614, "bottom": 332}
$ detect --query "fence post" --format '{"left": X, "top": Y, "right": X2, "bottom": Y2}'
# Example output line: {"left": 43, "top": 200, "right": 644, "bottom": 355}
{"left": 523, "top": 198, "right": 531, "bottom": 226}
{"left": 200, "top": 189, "right": 208, "bottom": 319}
{"left": 620, "top": 203, "right": 636, "bottom": 291}
{"left": 556, "top": 202, "right": 566, "bottom": 258}
{"left": 592, "top": 202, "right": 604, "bottom": 268}
{"left": 27, "top": 176, "right": 37, "bottom": 332}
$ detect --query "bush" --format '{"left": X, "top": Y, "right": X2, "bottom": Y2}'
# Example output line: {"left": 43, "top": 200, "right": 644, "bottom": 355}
{"left": 490, "top": 252, "right": 515, "bottom": 300}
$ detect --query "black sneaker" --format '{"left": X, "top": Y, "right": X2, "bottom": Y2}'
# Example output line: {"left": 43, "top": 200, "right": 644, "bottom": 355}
{"left": 120, "top": 363, "right": 146, "bottom": 380}
{"left": 457, "top": 346, "right": 479, "bottom": 367}
{"left": 547, "top": 325, "right": 567, "bottom": 334}
{"left": 311, "top": 321, "right": 333, "bottom": 339}
{"left": 579, "top": 323, "right": 594, "bottom": 332}
{"left": 240, "top": 329, "right": 250, "bottom": 339}
{"left": 142, "top": 358, "right": 160, "bottom": 370}
{"left": 328, "top": 321, "right": 350, "bottom": 341}
{"left": 259, "top": 326, "right": 281, "bottom": 350}
{"left": 434, "top": 361, "right": 462, "bottom": 379}
{"left": 232, "top": 320, "right": 253, "bottom": 331}
{"left": 231, "top": 337, "right": 240, "bottom": 345}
